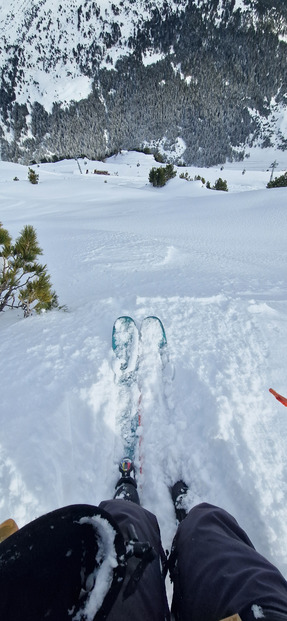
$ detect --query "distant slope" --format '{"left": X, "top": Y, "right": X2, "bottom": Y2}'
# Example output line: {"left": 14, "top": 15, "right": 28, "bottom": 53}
{"left": 1, "top": 0, "right": 287, "bottom": 165}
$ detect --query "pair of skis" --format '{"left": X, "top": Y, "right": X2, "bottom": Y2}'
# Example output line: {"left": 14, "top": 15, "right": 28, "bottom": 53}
{"left": 111, "top": 315, "right": 168, "bottom": 480}
{"left": 111, "top": 315, "right": 189, "bottom": 522}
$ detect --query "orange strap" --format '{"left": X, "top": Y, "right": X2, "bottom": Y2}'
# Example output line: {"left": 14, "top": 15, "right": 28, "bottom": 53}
{"left": 220, "top": 615, "right": 242, "bottom": 621}
{"left": 0, "top": 518, "right": 19, "bottom": 543}
{"left": 269, "top": 388, "right": 287, "bottom": 407}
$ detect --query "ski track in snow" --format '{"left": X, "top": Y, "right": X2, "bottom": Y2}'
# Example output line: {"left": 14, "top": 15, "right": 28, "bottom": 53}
{"left": 84, "top": 292, "right": 287, "bottom": 571}
{"left": 0, "top": 151, "right": 287, "bottom": 579}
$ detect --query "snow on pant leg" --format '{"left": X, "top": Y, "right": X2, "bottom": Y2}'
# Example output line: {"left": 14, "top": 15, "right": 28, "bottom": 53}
{"left": 100, "top": 498, "right": 170, "bottom": 621}
{"left": 0, "top": 504, "right": 126, "bottom": 621}
{"left": 170, "top": 502, "right": 287, "bottom": 621}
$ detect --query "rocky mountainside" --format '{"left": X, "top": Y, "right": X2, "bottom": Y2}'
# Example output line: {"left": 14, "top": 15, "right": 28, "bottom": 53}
{"left": 1, "top": 0, "right": 287, "bottom": 165}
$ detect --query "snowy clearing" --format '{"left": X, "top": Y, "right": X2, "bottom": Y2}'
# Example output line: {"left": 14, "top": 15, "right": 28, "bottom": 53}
{"left": 0, "top": 149, "right": 287, "bottom": 579}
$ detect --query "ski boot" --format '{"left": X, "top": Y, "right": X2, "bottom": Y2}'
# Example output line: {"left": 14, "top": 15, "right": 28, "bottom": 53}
{"left": 114, "top": 457, "right": 140, "bottom": 505}
{"left": 170, "top": 480, "right": 189, "bottom": 522}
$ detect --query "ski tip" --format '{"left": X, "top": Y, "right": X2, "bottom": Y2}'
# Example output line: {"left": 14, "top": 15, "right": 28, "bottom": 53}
{"left": 112, "top": 316, "right": 137, "bottom": 345}
{"left": 113, "top": 315, "right": 135, "bottom": 324}
{"left": 140, "top": 316, "right": 167, "bottom": 347}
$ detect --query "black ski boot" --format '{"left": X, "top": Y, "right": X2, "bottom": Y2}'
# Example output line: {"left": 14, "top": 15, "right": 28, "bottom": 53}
{"left": 170, "top": 480, "right": 188, "bottom": 522}
{"left": 114, "top": 457, "right": 140, "bottom": 505}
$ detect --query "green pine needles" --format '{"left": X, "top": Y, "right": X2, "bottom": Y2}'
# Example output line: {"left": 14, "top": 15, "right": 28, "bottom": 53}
{"left": 28, "top": 167, "right": 39, "bottom": 184}
{"left": 0, "top": 222, "right": 58, "bottom": 317}
{"left": 267, "top": 172, "right": 287, "bottom": 188}
{"left": 149, "top": 164, "right": 176, "bottom": 187}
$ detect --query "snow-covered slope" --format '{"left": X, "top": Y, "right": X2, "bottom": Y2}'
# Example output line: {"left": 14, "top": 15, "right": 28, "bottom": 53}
{"left": 0, "top": 0, "right": 190, "bottom": 110}
{"left": 1, "top": 149, "right": 287, "bottom": 582}
{"left": 1, "top": 0, "right": 287, "bottom": 165}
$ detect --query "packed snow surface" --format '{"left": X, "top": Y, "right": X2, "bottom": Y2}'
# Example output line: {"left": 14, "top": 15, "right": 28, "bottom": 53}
{"left": 1, "top": 149, "right": 287, "bottom": 581}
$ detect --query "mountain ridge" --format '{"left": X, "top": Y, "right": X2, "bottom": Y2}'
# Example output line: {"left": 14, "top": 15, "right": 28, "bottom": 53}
{"left": 1, "top": 0, "right": 287, "bottom": 165}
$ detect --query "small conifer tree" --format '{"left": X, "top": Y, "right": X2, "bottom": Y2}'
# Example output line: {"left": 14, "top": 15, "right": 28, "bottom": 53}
{"left": 149, "top": 166, "right": 166, "bottom": 187}
{"left": 213, "top": 178, "right": 228, "bottom": 191}
{"left": 28, "top": 167, "right": 39, "bottom": 184}
{"left": 0, "top": 223, "right": 58, "bottom": 317}
{"left": 149, "top": 164, "right": 176, "bottom": 187}
{"left": 267, "top": 172, "right": 287, "bottom": 188}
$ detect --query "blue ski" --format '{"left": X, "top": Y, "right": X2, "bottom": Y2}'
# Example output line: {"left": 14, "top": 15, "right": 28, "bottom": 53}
{"left": 112, "top": 316, "right": 140, "bottom": 461}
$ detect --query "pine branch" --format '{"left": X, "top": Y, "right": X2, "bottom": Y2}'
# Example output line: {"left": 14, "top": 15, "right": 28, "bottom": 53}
{"left": 0, "top": 224, "right": 59, "bottom": 316}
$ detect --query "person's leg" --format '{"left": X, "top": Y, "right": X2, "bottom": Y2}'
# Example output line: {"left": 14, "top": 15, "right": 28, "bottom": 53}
{"left": 170, "top": 503, "right": 287, "bottom": 621}
{"left": 0, "top": 504, "right": 126, "bottom": 621}
{"left": 114, "top": 476, "right": 140, "bottom": 503}
{"left": 100, "top": 498, "right": 170, "bottom": 620}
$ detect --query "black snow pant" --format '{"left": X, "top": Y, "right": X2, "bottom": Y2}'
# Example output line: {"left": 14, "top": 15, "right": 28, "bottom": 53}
{"left": 0, "top": 501, "right": 287, "bottom": 621}
{"left": 100, "top": 498, "right": 170, "bottom": 621}
{"left": 0, "top": 504, "right": 127, "bottom": 621}
{"left": 0, "top": 500, "right": 169, "bottom": 621}
{"left": 170, "top": 502, "right": 287, "bottom": 621}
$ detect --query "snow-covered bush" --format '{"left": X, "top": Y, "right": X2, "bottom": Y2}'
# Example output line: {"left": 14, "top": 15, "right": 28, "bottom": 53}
{"left": 0, "top": 223, "right": 58, "bottom": 317}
